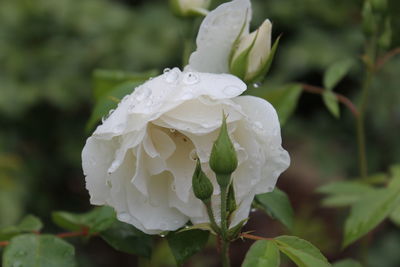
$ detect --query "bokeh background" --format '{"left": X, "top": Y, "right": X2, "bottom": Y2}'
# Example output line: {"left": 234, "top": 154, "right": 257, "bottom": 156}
{"left": 1, "top": 0, "right": 399, "bottom": 266}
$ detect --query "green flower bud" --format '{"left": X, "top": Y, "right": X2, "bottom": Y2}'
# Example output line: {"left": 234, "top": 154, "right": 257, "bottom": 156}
{"left": 192, "top": 159, "right": 214, "bottom": 202}
{"left": 169, "top": 0, "right": 210, "bottom": 17}
{"left": 209, "top": 114, "right": 238, "bottom": 185}
{"left": 362, "top": 1, "right": 378, "bottom": 36}
{"left": 229, "top": 19, "right": 272, "bottom": 83}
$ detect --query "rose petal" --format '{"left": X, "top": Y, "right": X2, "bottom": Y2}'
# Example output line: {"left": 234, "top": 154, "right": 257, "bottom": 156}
{"left": 82, "top": 137, "right": 114, "bottom": 205}
{"left": 188, "top": 0, "right": 252, "bottom": 73}
{"left": 126, "top": 171, "right": 188, "bottom": 232}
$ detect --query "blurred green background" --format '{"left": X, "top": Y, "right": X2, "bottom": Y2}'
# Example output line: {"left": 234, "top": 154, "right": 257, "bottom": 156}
{"left": 0, "top": 0, "right": 399, "bottom": 266}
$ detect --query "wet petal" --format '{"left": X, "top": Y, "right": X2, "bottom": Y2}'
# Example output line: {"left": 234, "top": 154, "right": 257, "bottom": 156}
{"left": 188, "top": 0, "right": 251, "bottom": 73}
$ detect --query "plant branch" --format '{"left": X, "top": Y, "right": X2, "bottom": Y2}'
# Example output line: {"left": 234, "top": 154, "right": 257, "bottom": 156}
{"left": 375, "top": 47, "right": 400, "bottom": 71}
{"left": 0, "top": 228, "right": 92, "bottom": 247}
{"left": 301, "top": 83, "right": 359, "bottom": 118}
{"left": 240, "top": 233, "right": 273, "bottom": 241}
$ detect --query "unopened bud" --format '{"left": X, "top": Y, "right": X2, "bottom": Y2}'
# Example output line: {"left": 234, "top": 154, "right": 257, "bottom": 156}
{"left": 192, "top": 159, "right": 213, "bottom": 201}
{"left": 209, "top": 114, "right": 238, "bottom": 186}
{"left": 230, "top": 19, "right": 272, "bottom": 83}
{"left": 169, "top": 0, "right": 210, "bottom": 17}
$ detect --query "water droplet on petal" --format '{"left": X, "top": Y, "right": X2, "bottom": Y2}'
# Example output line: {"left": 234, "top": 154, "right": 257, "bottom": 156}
{"left": 183, "top": 72, "right": 199, "bottom": 85}
{"left": 189, "top": 149, "right": 198, "bottom": 161}
{"left": 169, "top": 128, "right": 176, "bottom": 133}
{"left": 223, "top": 86, "right": 242, "bottom": 96}
{"left": 251, "top": 208, "right": 257, "bottom": 213}
{"left": 146, "top": 100, "right": 154, "bottom": 107}
{"left": 163, "top": 68, "right": 171, "bottom": 74}
{"left": 164, "top": 68, "right": 179, "bottom": 83}
{"left": 160, "top": 234, "right": 166, "bottom": 238}
{"left": 118, "top": 213, "right": 130, "bottom": 221}
{"left": 136, "top": 87, "right": 152, "bottom": 101}
{"left": 181, "top": 91, "right": 193, "bottom": 100}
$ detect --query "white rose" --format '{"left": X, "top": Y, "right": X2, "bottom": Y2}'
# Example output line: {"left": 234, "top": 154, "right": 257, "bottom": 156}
{"left": 82, "top": 68, "right": 290, "bottom": 234}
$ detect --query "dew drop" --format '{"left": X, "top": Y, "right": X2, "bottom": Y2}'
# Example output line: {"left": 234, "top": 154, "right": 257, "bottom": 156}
{"left": 181, "top": 91, "right": 193, "bottom": 100}
{"left": 145, "top": 99, "right": 154, "bottom": 107}
{"left": 118, "top": 212, "right": 130, "bottom": 221}
{"left": 223, "top": 85, "right": 242, "bottom": 96}
{"left": 184, "top": 225, "right": 189, "bottom": 229}
{"left": 136, "top": 87, "right": 152, "bottom": 101}
{"left": 164, "top": 68, "right": 179, "bottom": 83}
{"left": 253, "top": 82, "right": 262, "bottom": 88}
{"left": 169, "top": 128, "right": 176, "bottom": 133}
{"left": 160, "top": 234, "right": 166, "bottom": 238}
{"left": 183, "top": 72, "right": 199, "bottom": 85}
{"left": 251, "top": 208, "right": 257, "bottom": 213}
{"left": 189, "top": 149, "right": 198, "bottom": 161}
{"left": 17, "top": 251, "right": 26, "bottom": 256}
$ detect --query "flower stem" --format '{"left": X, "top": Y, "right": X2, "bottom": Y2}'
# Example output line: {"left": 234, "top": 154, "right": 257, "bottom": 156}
{"left": 205, "top": 201, "right": 220, "bottom": 234}
{"left": 219, "top": 184, "right": 231, "bottom": 267}
{"left": 221, "top": 237, "right": 231, "bottom": 267}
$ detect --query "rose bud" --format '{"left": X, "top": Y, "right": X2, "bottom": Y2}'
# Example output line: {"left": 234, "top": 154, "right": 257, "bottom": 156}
{"left": 192, "top": 159, "right": 214, "bottom": 202}
{"left": 229, "top": 19, "right": 272, "bottom": 83}
{"left": 209, "top": 115, "right": 238, "bottom": 187}
{"left": 169, "top": 0, "right": 210, "bottom": 17}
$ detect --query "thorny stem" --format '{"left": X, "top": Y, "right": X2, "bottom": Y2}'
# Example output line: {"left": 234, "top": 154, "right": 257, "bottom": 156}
{"left": 219, "top": 185, "right": 230, "bottom": 267}
{"left": 205, "top": 200, "right": 220, "bottom": 234}
{"left": 240, "top": 233, "right": 273, "bottom": 241}
{"left": 0, "top": 228, "right": 91, "bottom": 247}
{"left": 301, "top": 83, "right": 359, "bottom": 118}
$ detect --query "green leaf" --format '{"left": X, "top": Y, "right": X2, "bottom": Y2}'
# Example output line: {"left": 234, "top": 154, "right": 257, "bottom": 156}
{"left": 317, "top": 181, "right": 375, "bottom": 207}
{"left": 332, "top": 259, "right": 362, "bottom": 267}
{"left": 2, "top": 234, "right": 76, "bottom": 267}
{"left": 0, "top": 215, "right": 43, "bottom": 241}
{"left": 255, "top": 188, "right": 294, "bottom": 230}
{"left": 52, "top": 206, "right": 116, "bottom": 234}
{"left": 86, "top": 81, "right": 143, "bottom": 131}
{"left": 389, "top": 204, "right": 400, "bottom": 227}
{"left": 167, "top": 229, "right": 209, "bottom": 266}
{"left": 343, "top": 187, "right": 400, "bottom": 247}
{"left": 322, "top": 91, "right": 340, "bottom": 118}
{"left": 261, "top": 84, "right": 302, "bottom": 126}
{"left": 242, "top": 240, "right": 280, "bottom": 267}
{"left": 275, "top": 236, "right": 331, "bottom": 267}
{"left": 100, "top": 220, "right": 153, "bottom": 258}
{"left": 17, "top": 215, "right": 43, "bottom": 232}
{"left": 93, "top": 69, "right": 158, "bottom": 101}
{"left": 323, "top": 59, "right": 354, "bottom": 90}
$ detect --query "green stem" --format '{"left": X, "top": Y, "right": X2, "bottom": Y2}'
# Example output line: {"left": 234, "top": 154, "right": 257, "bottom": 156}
{"left": 356, "top": 33, "right": 377, "bottom": 180}
{"left": 356, "top": 72, "right": 372, "bottom": 180}
{"left": 220, "top": 186, "right": 228, "bottom": 239}
{"left": 221, "top": 238, "right": 231, "bottom": 267}
{"left": 205, "top": 201, "right": 220, "bottom": 234}
{"left": 219, "top": 185, "right": 231, "bottom": 267}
